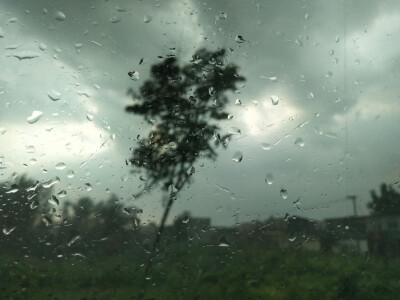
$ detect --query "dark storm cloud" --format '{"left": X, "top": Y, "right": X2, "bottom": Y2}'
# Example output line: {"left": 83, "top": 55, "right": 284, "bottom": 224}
{"left": 0, "top": 0, "right": 399, "bottom": 225}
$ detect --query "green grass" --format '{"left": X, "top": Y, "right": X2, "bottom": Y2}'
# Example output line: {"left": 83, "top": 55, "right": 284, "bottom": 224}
{"left": 1, "top": 246, "right": 399, "bottom": 300}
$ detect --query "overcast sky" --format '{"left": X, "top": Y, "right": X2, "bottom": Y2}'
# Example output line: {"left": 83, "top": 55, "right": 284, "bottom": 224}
{"left": 0, "top": 0, "right": 399, "bottom": 226}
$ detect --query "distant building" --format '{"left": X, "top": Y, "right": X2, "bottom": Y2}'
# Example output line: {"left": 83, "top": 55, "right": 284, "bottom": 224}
{"left": 237, "top": 215, "right": 321, "bottom": 251}
{"left": 323, "top": 214, "right": 400, "bottom": 255}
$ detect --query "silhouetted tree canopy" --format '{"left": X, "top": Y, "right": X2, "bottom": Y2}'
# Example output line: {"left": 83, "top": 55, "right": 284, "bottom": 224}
{"left": 55, "top": 195, "right": 141, "bottom": 256}
{"left": 126, "top": 48, "right": 245, "bottom": 193}
{"left": 368, "top": 183, "right": 400, "bottom": 215}
{"left": 0, "top": 175, "right": 53, "bottom": 255}
{"left": 0, "top": 175, "right": 142, "bottom": 257}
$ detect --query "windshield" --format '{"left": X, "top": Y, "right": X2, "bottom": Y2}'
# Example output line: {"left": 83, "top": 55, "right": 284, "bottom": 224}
{"left": 1, "top": 1, "right": 399, "bottom": 299}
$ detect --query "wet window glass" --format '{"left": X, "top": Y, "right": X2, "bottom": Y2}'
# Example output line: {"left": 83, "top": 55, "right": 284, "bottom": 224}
{"left": 1, "top": 1, "right": 399, "bottom": 299}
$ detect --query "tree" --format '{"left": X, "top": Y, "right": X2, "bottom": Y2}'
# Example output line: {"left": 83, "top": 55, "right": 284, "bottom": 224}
{"left": 368, "top": 183, "right": 400, "bottom": 215}
{"left": 0, "top": 175, "right": 52, "bottom": 256}
{"left": 125, "top": 48, "right": 245, "bottom": 297}
{"left": 126, "top": 48, "right": 244, "bottom": 192}
{"left": 126, "top": 48, "right": 244, "bottom": 233}
{"left": 55, "top": 195, "right": 139, "bottom": 257}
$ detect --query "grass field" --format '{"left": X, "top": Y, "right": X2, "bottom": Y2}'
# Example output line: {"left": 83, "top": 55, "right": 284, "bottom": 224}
{"left": 1, "top": 245, "right": 399, "bottom": 300}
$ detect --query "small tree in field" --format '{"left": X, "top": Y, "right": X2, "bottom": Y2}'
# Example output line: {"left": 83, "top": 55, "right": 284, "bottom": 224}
{"left": 125, "top": 48, "right": 245, "bottom": 297}
{"left": 126, "top": 48, "right": 244, "bottom": 233}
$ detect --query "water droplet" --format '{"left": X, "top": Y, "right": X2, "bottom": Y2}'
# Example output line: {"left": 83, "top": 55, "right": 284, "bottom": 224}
{"left": 218, "top": 237, "right": 230, "bottom": 247}
{"left": 229, "top": 127, "right": 241, "bottom": 135}
{"left": 74, "top": 43, "right": 83, "bottom": 53}
{"left": 168, "top": 184, "right": 178, "bottom": 194}
{"left": 269, "top": 76, "right": 277, "bottom": 82}
{"left": 288, "top": 235, "right": 297, "bottom": 242}
{"left": 187, "top": 166, "right": 195, "bottom": 176}
{"left": 128, "top": 71, "right": 139, "bottom": 81}
{"left": 47, "top": 89, "right": 61, "bottom": 101}
{"left": 308, "top": 92, "right": 314, "bottom": 99}
{"left": 208, "top": 87, "right": 215, "bottom": 96}
{"left": 4, "top": 44, "right": 20, "bottom": 50}
{"left": 54, "top": 11, "right": 66, "bottom": 21}
{"left": 235, "top": 99, "right": 242, "bottom": 105}
{"left": 329, "top": 50, "right": 334, "bottom": 56}
{"left": 326, "top": 71, "right": 333, "bottom": 78}
{"left": 227, "top": 114, "right": 233, "bottom": 120}
{"left": 335, "top": 35, "right": 340, "bottom": 43}
{"left": 10, "top": 51, "right": 39, "bottom": 60}
{"left": 27, "top": 194, "right": 37, "bottom": 201}
{"left": 26, "top": 181, "right": 39, "bottom": 192}
{"left": 85, "top": 183, "right": 92, "bottom": 191}
{"left": 294, "top": 38, "right": 303, "bottom": 47}
{"left": 270, "top": 95, "right": 279, "bottom": 105}
{"left": 265, "top": 173, "right": 274, "bottom": 185}
{"left": 90, "top": 40, "right": 102, "bottom": 47}
{"left": 110, "top": 15, "right": 121, "bottom": 23}
{"left": 304, "top": 13, "right": 310, "bottom": 20}
{"left": 6, "top": 185, "right": 19, "bottom": 194}
{"left": 42, "top": 216, "right": 51, "bottom": 226}
{"left": 67, "top": 170, "right": 75, "bottom": 178}
{"left": 72, "top": 252, "right": 86, "bottom": 258}
{"left": 219, "top": 12, "right": 227, "bottom": 19}
{"left": 325, "top": 132, "right": 338, "bottom": 139}
{"left": 48, "top": 195, "right": 59, "bottom": 206}
{"left": 39, "top": 43, "right": 47, "bottom": 51}
{"left": 261, "top": 143, "right": 271, "bottom": 150}
{"left": 293, "top": 198, "right": 302, "bottom": 209}
{"left": 143, "top": 15, "right": 152, "bottom": 23}
{"left": 25, "top": 145, "right": 36, "bottom": 153}
{"left": 295, "top": 138, "right": 305, "bottom": 147}
{"left": 67, "top": 235, "right": 81, "bottom": 247}
{"left": 280, "top": 188, "right": 288, "bottom": 199}
{"left": 27, "top": 111, "right": 43, "bottom": 124}
{"left": 86, "top": 112, "right": 94, "bottom": 121}
{"left": 7, "top": 17, "right": 17, "bottom": 24}
{"left": 57, "top": 190, "right": 67, "bottom": 198}
{"left": 30, "top": 199, "right": 39, "bottom": 209}
{"left": 2, "top": 226, "right": 16, "bottom": 235}
{"left": 42, "top": 176, "right": 60, "bottom": 188}
{"left": 284, "top": 213, "right": 290, "bottom": 222}
{"left": 232, "top": 151, "right": 243, "bottom": 163}
{"left": 235, "top": 35, "right": 245, "bottom": 43}
{"left": 55, "top": 162, "right": 66, "bottom": 170}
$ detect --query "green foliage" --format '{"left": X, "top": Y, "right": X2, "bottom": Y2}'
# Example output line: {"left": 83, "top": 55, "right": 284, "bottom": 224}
{"left": 368, "top": 183, "right": 400, "bottom": 215}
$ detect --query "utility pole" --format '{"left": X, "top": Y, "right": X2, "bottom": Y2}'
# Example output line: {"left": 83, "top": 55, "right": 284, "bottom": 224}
{"left": 347, "top": 195, "right": 360, "bottom": 252}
